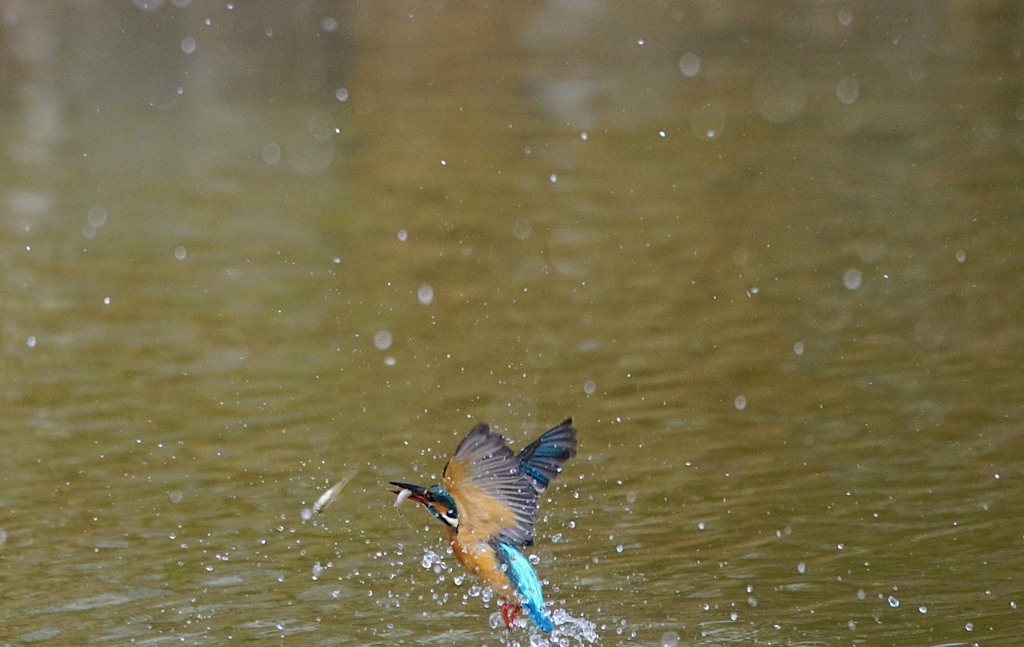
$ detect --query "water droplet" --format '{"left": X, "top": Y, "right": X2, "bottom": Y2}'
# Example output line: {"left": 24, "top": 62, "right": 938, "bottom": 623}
{"left": 797, "top": 562, "right": 806, "bottom": 574}
{"left": 978, "top": 116, "right": 1001, "bottom": 140}
{"left": 660, "top": 631, "right": 680, "bottom": 647}
{"left": 856, "top": 589, "right": 866, "bottom": 600}
{"left": 626, "top": 491, "right": 637, "bottom": 504}
{"left": 417, "top": 284, "right": 434, "bottom": 305}
{"left": 169, "top": 490, "right": 184, "bottom": 503}
{"left": 103, "top": 296, "right": 111, "bottom": 305}
{"left": 87, "top": 206, "right": 108, "bottom": 227}
{"left": 615, "top": 544, "right": 624, "bottom": 553}
{"left": 918, "top": 605, "right": 927, "bottom": 613}
{"left": 734, "top": 395, "right": 747, "bottom": 410}
{"left": 843, "top": 268, "right": 862, "bottom": 290}
{"left": 583, "top": 380, "right": 596, "bottom": 395}
{"left": 752, "top": 66, "right": 809, "bottom": 124}
{"left": 397, "top": 229, "right": 408, "bottom": 242}
{"left": 689, "top": 102, "right": 726, "bottom": 139}
{"left": 907, "top": 59, "right": 925, "bottom": 82}
{"left": 549, "top": 173, "right": 558, "bottom": 183}
{"left": 678, "top": 52, "right": 700, "bottom": 77}
{"left": 888, "top": 595, "right": 899, "bottom": 608}
{"left": 174, "top": 246, "right": 187, "bottom": 260}
{"left": 965, "top": 622, "right": 973, "bottom": 632}
{"left": 262, "top": 143, "right": 281, "bottom": 165}
{"left": 512, "top": 218, "right": 532, "bottom": 240}
{"left": 697, "top": 521, "right": 705, "bottom": 530}
{"left": 580, "top": 131, "right": 588, "bottom": 140}
{"left": 335, "top": 87, "right": 349, "bottom": 102}
{"left": 374, "top": 330, "right": 393, "bottom": 351}
{"left": 838, "top": 8, "right": 853, "bottom": 26}
{"left": 321, "top": 16, "right": 338, "bottom": 32}
{"left": 836, "top": 76, "right": 859, "bottom": 104}
{"left": 132, "top": 0, "right": 164, "bottom": 11}
{"left": 181, "top": 37, "right": 197, "bottom": 54}
{"left": 955, "top": 249, "right": 966, "bottom": 263}
{"left": 26, "top": 335, "right": 37, "bottom": 348}
{"left": 793, "top": 341, "right": 805, "bottom": 355}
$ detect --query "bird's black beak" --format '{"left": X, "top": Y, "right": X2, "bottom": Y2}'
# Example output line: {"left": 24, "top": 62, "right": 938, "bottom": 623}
{"left": 388, "top": 481, "right": 429, "bottom": 505}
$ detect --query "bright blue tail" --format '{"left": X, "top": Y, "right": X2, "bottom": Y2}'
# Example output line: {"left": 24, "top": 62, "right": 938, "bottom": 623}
{"left": 496, "top": 542, "right": 554, "bottom": 632}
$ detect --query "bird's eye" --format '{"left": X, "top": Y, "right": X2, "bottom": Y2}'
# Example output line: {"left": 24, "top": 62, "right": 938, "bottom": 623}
{"left": 440, "top": 507, "right": 459, "bottom": 527}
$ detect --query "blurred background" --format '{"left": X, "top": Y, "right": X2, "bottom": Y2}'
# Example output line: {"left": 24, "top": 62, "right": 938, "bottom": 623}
{"left": 2, "top": 0, "right": 1023, "bottom": 645}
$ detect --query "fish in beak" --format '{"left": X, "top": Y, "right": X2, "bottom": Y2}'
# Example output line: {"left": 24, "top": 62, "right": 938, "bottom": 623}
{"left": 388, "top": 481, "right": 429, "bottom": 507}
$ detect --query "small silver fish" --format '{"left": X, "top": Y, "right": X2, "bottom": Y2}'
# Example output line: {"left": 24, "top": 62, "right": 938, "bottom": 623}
{"left": 312, "top": 469, "right": 358, "bottom": 515}
{"left": 393, "top": 487, "right": 413, "bottom": 508}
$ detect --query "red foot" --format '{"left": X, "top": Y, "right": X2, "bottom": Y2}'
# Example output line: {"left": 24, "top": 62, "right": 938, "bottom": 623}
{"left": 499, "top": 598, "right": 521, "bottom": 631}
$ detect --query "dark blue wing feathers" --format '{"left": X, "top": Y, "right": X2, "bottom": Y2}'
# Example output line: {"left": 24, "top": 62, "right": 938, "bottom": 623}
{"left": 517, "top": 418, "right": 577, "bottom": 492}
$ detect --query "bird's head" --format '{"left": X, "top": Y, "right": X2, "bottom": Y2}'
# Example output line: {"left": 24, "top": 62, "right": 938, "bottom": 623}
{"left": 389, "top": 481, "right": 459, "bottom": 529}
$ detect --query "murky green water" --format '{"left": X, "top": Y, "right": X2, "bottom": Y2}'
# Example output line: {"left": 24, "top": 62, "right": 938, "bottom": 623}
{"left": 2, "top": 2, "right": 1023, "bottom": 645}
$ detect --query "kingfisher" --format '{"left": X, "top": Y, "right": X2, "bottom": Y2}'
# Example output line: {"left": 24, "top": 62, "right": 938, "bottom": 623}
{"left": 389, "top": 418, "right": 577, "bottom": 632}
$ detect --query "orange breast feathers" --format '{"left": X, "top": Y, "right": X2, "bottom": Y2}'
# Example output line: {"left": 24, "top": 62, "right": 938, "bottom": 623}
{"left": 450, "top": 533, "right": 512, "bottom": 594}
{"left": 442, "top": 456, "right": 523, "bottom": 540}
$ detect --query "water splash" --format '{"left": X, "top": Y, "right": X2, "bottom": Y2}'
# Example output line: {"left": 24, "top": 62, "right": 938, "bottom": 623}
{"left": 420, "top": 547, "right": 450, "bottom": 575}
{"left": 495, "top": 608, "right": 599, "bottom": 646}
{"left": 417, "top": 548, "right": 595, "bottom": 643}
{"left": 550, "top": 609, "right": 599, "bottom": 644}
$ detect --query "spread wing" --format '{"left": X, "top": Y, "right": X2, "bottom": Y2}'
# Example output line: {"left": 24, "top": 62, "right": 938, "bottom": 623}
{"left": 442, "top": 423, "right": 538, "bottom": 546}
{"left": 517, "top": 418, "right": 577, "bottom": 492}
